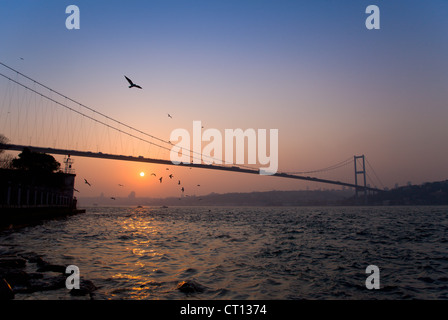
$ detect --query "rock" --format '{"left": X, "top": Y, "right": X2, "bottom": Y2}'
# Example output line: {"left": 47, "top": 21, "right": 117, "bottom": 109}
{"left": 70, "top": 279, "right": 97, "bottom": 297}
{"left": 0, "top": 278, "right": 14, "bottom": 300}
{"left": 37, "top": 264, "right": 66, "bottom": 273}
{"left": 28, "top": 275, "right": 66, "bottom": 292}
{"left": 176, "top": 280, "right": 206, "bottom": 294}
{"left": 2, "top": 270, "right": 30, "bottom": 287}
{"left": 0, "top": 251, "right": 98, "bottom": 298}
{"left": 0, "top": 246, "right": 15, "bottom": 255}
{"left": 19, "top": 252, "right": 47, "bottom": 266}
{"left": 0, "top": 256, "right": 27, "bottom": 269}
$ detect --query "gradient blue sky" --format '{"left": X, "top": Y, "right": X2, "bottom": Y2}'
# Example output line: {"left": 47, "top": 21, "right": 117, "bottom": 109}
{"left": 1, "top": 1, "right": 447, "bottom": 199}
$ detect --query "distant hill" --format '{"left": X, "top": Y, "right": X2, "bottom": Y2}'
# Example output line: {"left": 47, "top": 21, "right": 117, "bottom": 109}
{"left": 367, "top": 180, "right": 448, "bottom": 205}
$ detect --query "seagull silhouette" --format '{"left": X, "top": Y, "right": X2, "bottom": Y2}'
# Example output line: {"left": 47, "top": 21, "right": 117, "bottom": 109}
{"left": 169, "top": 174, "right": 173, "bottom": 179}
{"left": 181, "top": 187, "right": 184, "bottom": 193}
{"left": 159, "top": 177, "right": 163, "bottom": 183}
{"left": 168, "top": 114, "right": 172, "bottom": 119}
{"left": 111, "top": 197, "right": 116, "bottom": 200}
{"left": 151, "top": 173, "right": 156, "bottom": 176}
{"left": 118, "top": 184, "right": 124, "bottom": 187}
{"left": 124, "top": 76, "right": 142, "bottom": 89}
{"left": 84, "top": 179, "right": 91, "bottom": 186}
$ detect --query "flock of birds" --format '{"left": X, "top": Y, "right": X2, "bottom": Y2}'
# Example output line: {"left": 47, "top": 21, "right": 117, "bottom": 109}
{"left": 82, "top": 169, "right": 200, "bottom": 201}
{"left": 78, "top": 75, "right": 201, "bottom": 201}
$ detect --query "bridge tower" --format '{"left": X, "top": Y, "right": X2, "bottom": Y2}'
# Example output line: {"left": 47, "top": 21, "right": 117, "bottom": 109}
{"left": 354, "top": 155, "right": 367, "bottom": 203}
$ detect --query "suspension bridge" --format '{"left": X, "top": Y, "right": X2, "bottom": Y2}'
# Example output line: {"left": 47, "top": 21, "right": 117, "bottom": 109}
{"left": 0, "top": 62, "right": 384, "bottom": 196}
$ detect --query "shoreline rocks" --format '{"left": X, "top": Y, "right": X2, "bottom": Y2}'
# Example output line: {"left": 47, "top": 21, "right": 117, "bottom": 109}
{"left": 176, "top": 280, "right": 206, "bottom": 294}
{"left": 0, "top": 250, "right": 96, "bottom": 300}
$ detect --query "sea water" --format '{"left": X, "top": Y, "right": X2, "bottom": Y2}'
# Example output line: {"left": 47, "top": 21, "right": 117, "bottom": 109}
{"left": 1, "top": 206, "right": 447, "bottom": 300}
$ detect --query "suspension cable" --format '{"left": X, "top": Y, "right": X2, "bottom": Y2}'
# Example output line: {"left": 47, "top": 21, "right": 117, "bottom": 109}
{"left": 366, "top": 158, "right": 384, "bottom": 189}
{"left": 0, "top": 68, "right": 253, "bottom": 169}
{"left": 282, "top": 156, "right": 353, "bottom": 175}
{"left": 1, "top": 62, "right": 367, "bottom": 178}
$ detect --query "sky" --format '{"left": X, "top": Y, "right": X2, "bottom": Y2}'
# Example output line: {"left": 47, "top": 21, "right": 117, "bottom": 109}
{"left": 1, "top": 0, "right": 448, "bottom": 200}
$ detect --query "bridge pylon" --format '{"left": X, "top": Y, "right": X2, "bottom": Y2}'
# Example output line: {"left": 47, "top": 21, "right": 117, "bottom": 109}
{"left": 354, "top": 155, "right": 367, "bottom": 203}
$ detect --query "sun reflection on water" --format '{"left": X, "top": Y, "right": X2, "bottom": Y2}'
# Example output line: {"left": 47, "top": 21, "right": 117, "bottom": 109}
{"left": 107, "top": 208, "right": 186, "bottom": 299}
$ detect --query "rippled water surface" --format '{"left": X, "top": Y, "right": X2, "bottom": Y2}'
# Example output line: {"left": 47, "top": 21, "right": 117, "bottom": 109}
{"left": 1, "top": 206, "right": 448, "bottom": 299}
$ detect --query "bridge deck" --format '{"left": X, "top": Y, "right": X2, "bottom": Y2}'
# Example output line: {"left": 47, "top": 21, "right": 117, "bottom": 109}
{"left": 0, "top": 143, "right": 382, "bottom": 192}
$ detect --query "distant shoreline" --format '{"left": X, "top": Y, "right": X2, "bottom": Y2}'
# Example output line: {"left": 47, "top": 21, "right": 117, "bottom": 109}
{"left": 77, "top": 179, "right": 448, "bottom": 207}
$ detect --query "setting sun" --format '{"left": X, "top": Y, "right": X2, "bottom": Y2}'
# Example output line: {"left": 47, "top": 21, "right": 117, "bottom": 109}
{"left": 139, "top": 172, "right": 145, "bottom": 177}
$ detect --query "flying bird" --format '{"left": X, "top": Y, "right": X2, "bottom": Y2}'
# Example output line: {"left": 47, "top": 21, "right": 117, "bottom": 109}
{"left": 178, "top": 180, "right": 181, "bottom": 185}
{"left": 74, "top": 188, "right": 80, "bottom": 193}
{"left": 159, "top": 177, "right": 163, "bottom": 183}
{"left": 168, "top": 114, "right": 172, "bottom": 119}
{"left": 169, "top": 174, "right": 173, "bottom": 179}
{"left": 151, "top": 173, "right": 156, "bottom": 176}
{"left": 84, "top": 179, "right": 91, "bottom": 186}
{"left": 118, "top": 184, "right": 124, "bottom": 187}
{"left": 111, "top": 197, "right": 116, "bottom": 200}
{"left": 124, "top": 76, "right": 142, "bottom": 89}
{"left": 181, "top": 187, "right": 184, "bottom": 193}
